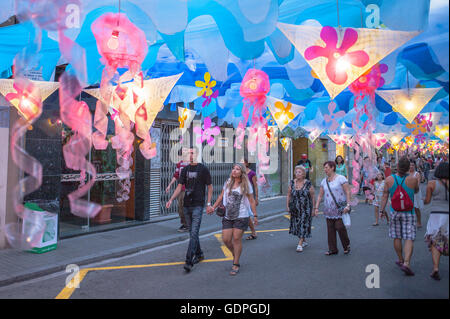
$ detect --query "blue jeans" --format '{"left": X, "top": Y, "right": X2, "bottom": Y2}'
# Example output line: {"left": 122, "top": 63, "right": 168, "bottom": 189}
{"left": 184, "top": 206, "right": 204, "bottom": 265}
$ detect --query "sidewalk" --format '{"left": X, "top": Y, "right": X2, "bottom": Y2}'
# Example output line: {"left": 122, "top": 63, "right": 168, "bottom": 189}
{"left": 0, "top": 196, "right": 287, "bottom": 287}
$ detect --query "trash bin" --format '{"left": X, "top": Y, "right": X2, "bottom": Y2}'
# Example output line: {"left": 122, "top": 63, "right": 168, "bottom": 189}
{"left": 23, "top": 201, "right": 58, "bottom": 254}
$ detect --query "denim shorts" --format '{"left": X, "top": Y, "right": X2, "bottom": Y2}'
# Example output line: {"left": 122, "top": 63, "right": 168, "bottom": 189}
{"left": 222, "top": 217, "right": 250, "bottom": 231}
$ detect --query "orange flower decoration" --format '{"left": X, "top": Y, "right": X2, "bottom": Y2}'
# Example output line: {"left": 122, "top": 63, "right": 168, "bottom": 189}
{"left": 405, "top": 117, "right": 427, "bottom": 136}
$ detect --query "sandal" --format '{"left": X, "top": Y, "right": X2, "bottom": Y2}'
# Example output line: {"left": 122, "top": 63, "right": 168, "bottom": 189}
{"left": 400, "top": 264, "right": 415, "bottom": 276}
{"left": 230, "top": 264, "right": 240, "bottom": 275}
{"left": 246, "top": 234, "right": 258, "bottom": 240}
{"left": 325, "top": 251, "right": 338, "bottom": 256}
{"left": 430, "top": 270, "right": 440, "bottom": 281}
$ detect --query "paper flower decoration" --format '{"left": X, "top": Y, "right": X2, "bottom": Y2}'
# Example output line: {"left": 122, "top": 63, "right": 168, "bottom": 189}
{"left": 278, "top": 22, "right": 419, "bottom": 99}
{"left": 405, "top": 116, "right": 427, "bottom": 135}
{"left": 434, "top": 125, "right": 449, "bottom": 142}
{"left": 323, "top": 102, "right": 345, "bottom": 132}
{"left": 202, "top": 89, "right": 219, "bottom": 107}
{"left": 329, "top": 134, "right": 352, "bottom": 146}
{"left": 196, "top": 72, "right": 216, "bottom": 97}
{"left": 415, "top": 134, "right": 427, "bottom": 145}
{"left": 274, "top": 101, "right": 295, "bottom": 125}
{"left": 404, "top": 135, "right": 415, "bottom": 147}
{"left": 387, "top": 147, "right": 394, "bottom": 154}
{"left": 266, "top": 96, "right": 305, "bottom": 131}
{"left": 304, "top": 27, "right": 369, "bottom": 85}
{"left": 194, "top": 117, "right": 221, "bottom": 146}
{"left": 373, "top": 133, "right": 388, "bottom": 149}
{"left": 178, "top": 106, "right": 196, "bottom": 135}
{"left": 280, "top": 137, "right": 291, "bottom": 151}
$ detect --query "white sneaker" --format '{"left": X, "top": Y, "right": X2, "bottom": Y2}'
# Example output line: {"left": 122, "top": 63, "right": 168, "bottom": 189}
{"left": 296, "top": 245, "right": 303, "bottom": 252}
{"left": 302, "top": 242, "right": 309, "bottom": 248}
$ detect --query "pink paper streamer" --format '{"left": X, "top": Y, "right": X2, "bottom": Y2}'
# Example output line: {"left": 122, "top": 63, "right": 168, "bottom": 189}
{"left": 6, "top": 78, "right": 46, "bottom": 248}
{"left": 59, "top": 73, "right": 101, "bottom": 218}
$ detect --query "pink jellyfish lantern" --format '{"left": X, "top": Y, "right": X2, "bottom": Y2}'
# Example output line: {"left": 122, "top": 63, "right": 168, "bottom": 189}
{"left": 238, "top": 69, "right": 271, "bottom": 175}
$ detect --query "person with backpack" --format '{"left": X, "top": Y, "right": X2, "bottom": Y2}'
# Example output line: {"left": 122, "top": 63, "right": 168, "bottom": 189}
{"left": 379, "top": 157, "right": 419, "bottom": 276}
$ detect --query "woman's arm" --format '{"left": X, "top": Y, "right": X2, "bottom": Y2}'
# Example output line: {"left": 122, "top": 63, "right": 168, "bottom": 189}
{"left": 424, "top": 180, "right": 435, "bottom": 205}
{"left": 309, "top": 185, "right": 316, "bottom": 216}
{"left": 247, "top": 194, "right": 258, "bottom": 226}
{"left": 212, "top": 189, "right": 225, "bottom": 210}
{"left": 342, "top": 182, "right": 351, "bottom": 213}
{"left": 286, "top": 184, "right": 291, "bottom": 212}
{"left": 314, "top": 186, "right": 324, "bottom": 214}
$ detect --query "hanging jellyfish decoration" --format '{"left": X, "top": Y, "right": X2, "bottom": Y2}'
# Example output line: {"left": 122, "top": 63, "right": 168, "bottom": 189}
{"left": 4, "top": 79, "right": 46, "bottom": 248}
{"left": 91, "top": 12, "right": 148, "bottom": 202}
{"left": 237, "top": 69, "right": 271, "bottom": 181}
{"left": 348, "top": 63, "right": 387, "bottom": 196}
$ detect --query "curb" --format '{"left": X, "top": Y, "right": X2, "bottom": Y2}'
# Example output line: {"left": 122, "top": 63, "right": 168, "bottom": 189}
{"left": 0, "top": 209, "right": 287, "bottom": 288}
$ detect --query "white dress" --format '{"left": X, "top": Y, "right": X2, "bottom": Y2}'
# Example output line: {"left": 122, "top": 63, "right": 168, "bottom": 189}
{"left": 412, "top": 172, "right": 424, "bottom": 209}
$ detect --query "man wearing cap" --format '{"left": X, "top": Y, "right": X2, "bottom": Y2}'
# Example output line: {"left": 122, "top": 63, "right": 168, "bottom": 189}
{"left": 297, "top": 154, "right": 314, "bottom": 180}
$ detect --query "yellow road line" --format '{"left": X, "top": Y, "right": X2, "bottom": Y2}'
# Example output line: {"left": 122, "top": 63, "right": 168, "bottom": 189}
{"left": 55, "top": 269, "right": 89, "bottom": 300}
{"left": 214, "top": 234, "right": 234, "bottom": 259}
{"left": 56, "top": 227, "right": 289, "bottom": 299}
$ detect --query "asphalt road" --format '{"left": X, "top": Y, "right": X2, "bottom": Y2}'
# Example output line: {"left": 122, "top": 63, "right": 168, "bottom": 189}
{"left": 0, "top": 200, "right": 448, "bottom": 300}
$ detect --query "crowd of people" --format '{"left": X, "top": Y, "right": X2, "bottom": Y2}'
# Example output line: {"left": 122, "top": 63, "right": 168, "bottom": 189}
{"left": 165, "top": 147, "right": 448, "bottom": 281}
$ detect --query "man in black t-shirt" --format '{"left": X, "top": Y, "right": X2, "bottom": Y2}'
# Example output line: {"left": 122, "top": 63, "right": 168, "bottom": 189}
{"left": 166, "top": 146, "right": 213, "bottom": 272}
{"left": 296, "top": 154, "right": 313, "bottom": 180}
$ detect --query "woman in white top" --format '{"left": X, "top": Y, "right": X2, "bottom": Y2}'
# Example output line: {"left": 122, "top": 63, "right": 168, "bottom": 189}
{"left": 315, "top": 161, "right": 352, "bottom": 255}
{"left": 212, "top": 164, "right": 257, "bottom": 275}
{"left": 423, "top": 162, "right": 449, "bottom": 281}
{"left": 409, "top": 160, "right": 423, "bottom": 228}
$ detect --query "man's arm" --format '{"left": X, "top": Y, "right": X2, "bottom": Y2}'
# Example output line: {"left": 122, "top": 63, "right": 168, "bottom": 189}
{"left": 165, "top": 177, "right": 177, "bottom": 193}
{"left": 252, "top": 175, "right": 259, "bottom": 206}
{"left": 166, "top": 184, "right": 183, "bottom": 209}
{"left": 379, "top": 178, "right": 391, "bottom": 213}
{"left": 206, "top": 184, "right": 213, "bottom": 213}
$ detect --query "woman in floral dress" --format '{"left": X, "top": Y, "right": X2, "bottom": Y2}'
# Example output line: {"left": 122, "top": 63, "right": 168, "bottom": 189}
{"left": 287, "top": 165, "right": 316, "bottom": 252}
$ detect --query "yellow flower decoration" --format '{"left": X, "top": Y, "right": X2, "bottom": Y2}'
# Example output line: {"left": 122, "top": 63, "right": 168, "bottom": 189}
{"left": 405, "top": 135, "right": 415, "bottom": 146}
{"left": 405, "top": 117, "right": 427, "bottom": 136}
{"left": 195, "top": 72, "right": 216, "bottom": 97}
{"left": 392, "top": 144, "right": 400, "bottom": 151}
{"left": 387, "top": 147, "right": 394, "bottom": 154}
{"left": 274, "top": 101, "right": 295, "bottom": 125}
{"left": 434, "top": 125, "right": 449, "bottom": 142}
{"left": 178, "top": 109, "right": 188, "bottom": 128}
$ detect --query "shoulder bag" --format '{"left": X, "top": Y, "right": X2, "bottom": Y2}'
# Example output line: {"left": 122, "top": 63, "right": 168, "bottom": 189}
{"left": 325, "top": 177, "right": 351, "bottom": 215}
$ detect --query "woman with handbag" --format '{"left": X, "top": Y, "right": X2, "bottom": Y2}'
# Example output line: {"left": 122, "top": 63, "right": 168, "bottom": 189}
{"left": 211, "top": 164, "right": 258, "bottom": 275}
{"left": 287, "top": 165, "right": 316, "bottom": 252}
{"left": 315, "top": 161, "right": 352, "bottom": 255}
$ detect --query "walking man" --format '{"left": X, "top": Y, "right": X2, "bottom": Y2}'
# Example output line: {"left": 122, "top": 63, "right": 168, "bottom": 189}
{"left": 379, "top": 157, "right": 419, "bottom": 276}
{"left": 166, "top": 146, "right": 213, "bottom": 272}
{"left": 297, "top": 154, "right": 313, "bottom": 180}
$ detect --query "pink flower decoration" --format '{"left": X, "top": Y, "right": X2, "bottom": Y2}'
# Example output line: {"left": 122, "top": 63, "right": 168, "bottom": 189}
{"left": 323, "top": 102, "right": 345, "bottom": 132}
{"left": 375, "top": 134, "right": 387, "bottom": 148}
{"left": 202, "top": 89, "right": 219, "bottom": 107}
{"left": 415, "top": 134, "right": 426, "bottom": 144}
{"left": 305, "top": 26, "right": 369, "bottom": 85}
{"left": 193, "top": 117, "right": 221, "bottom": 146}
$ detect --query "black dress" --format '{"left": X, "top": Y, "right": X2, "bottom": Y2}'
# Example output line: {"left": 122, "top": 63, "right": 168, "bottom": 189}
{"left": 288, "top": 179, "right": 313, "bottom": 239}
